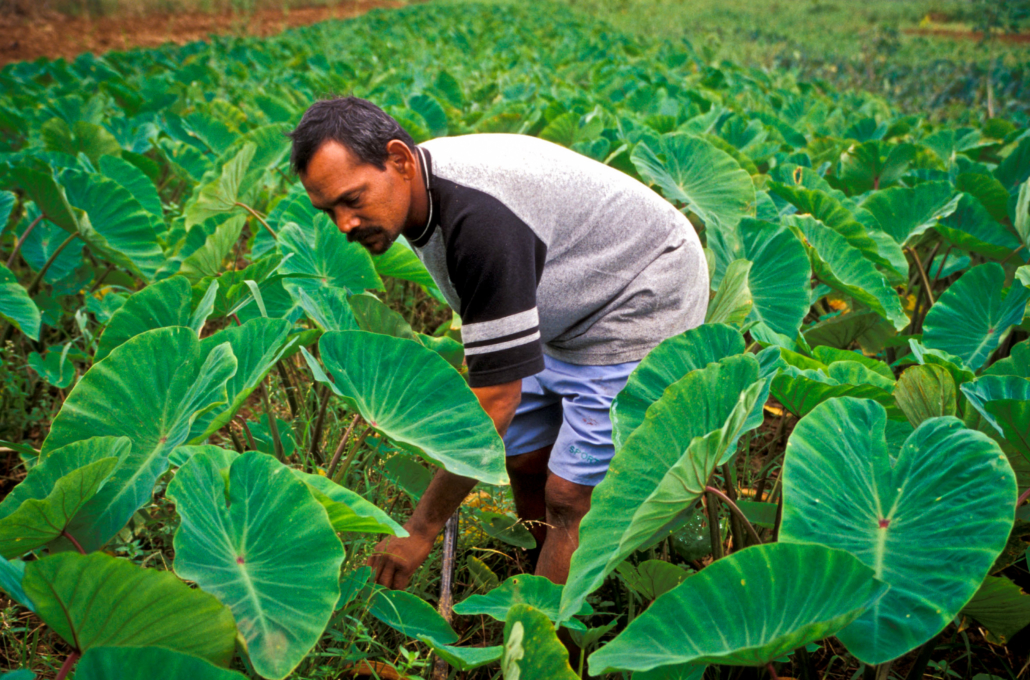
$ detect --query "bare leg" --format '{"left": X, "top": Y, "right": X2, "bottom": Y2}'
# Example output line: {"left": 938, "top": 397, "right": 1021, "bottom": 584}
{"left": 506, "top": 446, "right": 552, "bottom": 558}
{"left": 536, "top": 473, "right": 593, "bottom": 585}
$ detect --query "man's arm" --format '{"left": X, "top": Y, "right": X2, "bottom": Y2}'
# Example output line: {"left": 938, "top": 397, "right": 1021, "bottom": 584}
{"left": 369, "top": 379, "right": 521, "bottom": 589}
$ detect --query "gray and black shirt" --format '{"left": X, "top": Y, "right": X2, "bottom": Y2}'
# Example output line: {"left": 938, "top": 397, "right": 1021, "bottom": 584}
{"left": 411, "top": 134, "right": 708, "bottom": 388}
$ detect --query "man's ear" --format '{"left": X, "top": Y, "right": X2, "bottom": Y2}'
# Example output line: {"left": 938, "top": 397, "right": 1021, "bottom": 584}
{"left": 385, "top": 139, "right": 417, "bottom": 180}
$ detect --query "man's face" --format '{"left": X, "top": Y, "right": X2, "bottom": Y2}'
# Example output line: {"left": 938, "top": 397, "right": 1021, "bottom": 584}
{"left": 299, "top": 139, "right": 414, "bottom": 255}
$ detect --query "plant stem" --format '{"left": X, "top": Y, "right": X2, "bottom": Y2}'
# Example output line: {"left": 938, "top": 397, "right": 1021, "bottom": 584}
{"left": 26, "top": 231, "right": 81, "bottom": 296}
{"left": 88, "top": 262, "right": 116, "bottom": 294}
{"left": 767, "top": 662, "right": 779, "bottom": 680}
{"left": 705, "top": 491, "right": 724, "bottom": 561}
{"left": 55, "top": 650, "right": 80, "bottom": 680}
{"left": 61, "top": 530, "right": 86, "bottom": 555}
{"left": 228, "top": 426, "right": 245, "bottom": 454}
{"left": 1017, "top": 487, "right": 1030, "bottom": 507}
{"left": 308, "top": 384, "right": 330, "bottom": 464}
{"left": 432, "top": 512, "right": 460, "bottom": 680}
{"left": 705, "top": 485, "right": 763, "bottom": 546}
{"left": 1000, "top": 244, "right": 1025, "bottom": 266}
{"left": 276, "top": 361, "right": 298, "bottom": 418}
{"left": 259, "top": 378, "right": 284, "bottom": 461}
{"left": 240, "top": 420, "right": 257, "bottom": 451}
{"left": 333, "top": 426, "right": 372, "bottom": 484}
{"left": 5, "top": 215, "right": 43, "bottom": 268}
{"left": 907, "top": 247, "right": 936, "bottom": 306}
{"left": 235, "top": 202, "right": 276, "bottom": 240}
{"left": 327, "top": 414, "right": 360, "bottom": 478}
{"left": 722, "top": 463, "right": 745, "bottom": 551}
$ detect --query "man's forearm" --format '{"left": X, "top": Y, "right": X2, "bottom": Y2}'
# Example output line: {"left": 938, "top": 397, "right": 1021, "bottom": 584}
{"left": 405, "top": 468, "right": 479, "bottom": 538}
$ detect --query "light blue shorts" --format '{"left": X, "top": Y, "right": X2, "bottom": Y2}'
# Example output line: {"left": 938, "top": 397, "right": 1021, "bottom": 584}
{"left": 503, "top": 355, "right": 640, "bottom": 487}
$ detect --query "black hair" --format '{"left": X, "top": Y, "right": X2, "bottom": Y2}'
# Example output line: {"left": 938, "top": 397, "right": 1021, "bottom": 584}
{"left": 287, "top": 96, "right": 415, "bottom": 175}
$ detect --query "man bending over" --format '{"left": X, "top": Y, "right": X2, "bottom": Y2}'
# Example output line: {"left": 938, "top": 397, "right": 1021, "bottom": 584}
{"left": 289, "top": 96, "right": 708, "bottom": 589}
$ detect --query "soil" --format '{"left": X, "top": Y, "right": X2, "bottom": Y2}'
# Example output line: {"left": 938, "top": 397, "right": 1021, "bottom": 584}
{"left": 0, "top": 1, "right": 409, "bottom": 67}
{"left": 902, "top": 28, "right": 1030, "bottom": 44}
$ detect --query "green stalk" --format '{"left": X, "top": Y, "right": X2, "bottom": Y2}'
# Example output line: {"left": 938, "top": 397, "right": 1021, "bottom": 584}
{"left": 235, "top": 202, "right": 277, "bottom": 240}
{"left": 26, "top": 231, "right": 81, "bottom": 296}
{"left": 326, "top": 414, "right": 360, "bottom": 478}
{"left": 308, "top": 384, "right": 331, "bottom": 464}
{"left": 5, "top": 214, "right": 43, "bottom": 268}
{"left": 259, "top": 378, "right": 284, "bottom": 461}
{"left": 706, "top": 485, "right": 762, "bottom": 547}
{"left": 705, "top": 491, "right": 724, "bottom": 561}
{"left": 333, "top": 426, "right": 373, "bottom": 484}
{"left": 276, "top": 361, "right": 298, "bottom": 419}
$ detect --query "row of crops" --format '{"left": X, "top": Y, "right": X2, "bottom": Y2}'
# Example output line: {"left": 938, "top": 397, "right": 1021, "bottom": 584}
{"left": 0, "top": 1, "right": 1028, "bottom": 678}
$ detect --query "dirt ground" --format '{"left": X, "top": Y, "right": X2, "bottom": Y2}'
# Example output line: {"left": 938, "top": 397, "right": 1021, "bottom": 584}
{"left": 0, "top": 1, "right": 408, "bottom": 67}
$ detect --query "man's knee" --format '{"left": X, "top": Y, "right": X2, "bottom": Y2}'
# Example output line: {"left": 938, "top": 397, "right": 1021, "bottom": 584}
{"left": 544, "top": 476, "right": 592, "bottom": 528}
{"left": 506, "top": 445, "right": 551, "bottom": 478}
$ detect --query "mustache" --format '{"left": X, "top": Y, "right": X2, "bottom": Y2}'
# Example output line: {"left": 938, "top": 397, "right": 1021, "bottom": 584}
{"left": 346, "top": 226, "right": 385, "bottom": 244}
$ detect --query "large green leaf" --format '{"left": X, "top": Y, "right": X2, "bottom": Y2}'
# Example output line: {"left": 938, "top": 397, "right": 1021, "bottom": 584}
{"left": 190, "top": 317, "right": 294, "bottom": 441}
{"left": 42, "top": 327, "right": 237, "bottom": 552}
{"left": 561, "top": 355, "right": 764, "bottom": 620}
{"left": 780, "top": 398, "right": 1016, "bottom": 664}
{"left": 293, "top": 469, "right": 407, "bottom": 536}
{"left": 861, "top": 181, "right": 960, "bottom": 246}
{"left": 11, "top": 166, "right": 78, "bottom": 232}
{"left": 99, "top": 155, "right": 163, "bottom": 219}
{"left": 0, "top": 264, "right": 41, "bottom": 341}
{"left": 630, "top": 134, "right": 755, "bottom": 229}
{"left": 738, "top": 219, "right": 811, "bottom": 338}
{"left": 77, "top": 647, "right": 247, "bottom": 680}
{"left": 61, "top": 169, "right": 164, "bottom": 280}
{"left": 611, "top": 324, "right": 745, "bottom": 448}
{"left": 420, "top": 639, "right": 503, "bottom": 671}
{"left": 771, "top": 365, "right": 897, "bottom": 419}
{"left": 961, "top": 376, "right": 1030, "bottom": 462}
{"left": 960, "top": 576, "right": 1030, "bottom": 643}
{"left": 295, "top": 286, "right": 358, "bottom": 332}
{"left": 179, "top": 213, "right": 245, "bottom": 283}
{"left": 94, "top": 276, "right": 192, "bottom": 362}
{"left": 984, "top": 340, "right": 1030, "bottom": 378}
{"left": 372, "top": 238, "right": 441, "bottom": 294}
{"left": 350, "top": 291, "right": 420, "bottom": 341}
{"left": 502, "top": 604, "right": 579, "bottom": 680}
{"left": 185, "top": 143, "right": 254, "bottom": 230}
{"left": 278, "top": 215, "right": 382, "bottom": 293}
{"left": 589, "top": 543, "right": 887, "bottom": 674}
{"left": 787, "top": 215, "right": 906, "bottom": 329}
{"left": 167, "top": 451, "right": 344, "bottom": 680}
{"left": 18, "top": 204, "right": 81, "bottom": 284}
{"left": 368, "top": 588, "right": 458, "bottom": 644}
{"left": 893, "top": 364, "right": 957, "bottom": 427}
{"left": 455, "top": 574, "right": 589, "bottom": 626}
{"left": 23, "top": 552, "right": 236, "bottom": 663}
{"left": 705, "top": 259, "right": 752, "bottom": 326}
{"left": 935, "top": 193, "right": 1024, "bottom": 261}
{"left": 0, "top": 437, "right": 126, "bottom": 558}
{"left": 922, "top": 263, "right": 1030, "bottom": 371}
{"left": 305, "top": 331, "right": 507, "bottom": 485}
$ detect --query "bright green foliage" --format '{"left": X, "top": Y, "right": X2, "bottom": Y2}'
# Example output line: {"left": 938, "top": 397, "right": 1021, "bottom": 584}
{"left": 372, "top": 239, "right": 440, "bottom": 294}
{"left": 306, "top": 331, "right": 507, "bottom": 485}
{"left": 295, "top": 286, "right": 358, "bottom": 332}
{"left": 615, "top": 559, "right": 691, "bottom": 601}
{"left": 611, "top": 324, "right": 745, "bottom": 448}
{"left": 502, "top": 604, "right": 579, "bottom": 680}
{"left": 99, "top": 155, "right": 163, "bottom": 219}
{"left": 780, "top": 398, "right": 1016, "bottom": 664}
{"left": 630, "top": 134, "right": 755, "bottom": 230}
{"left": 179, "top": 214, "right": 246, "bottom": 283}
{"left": 589, "top": 543, "right": 886, "bottom": 673}
{"left": 738, "top": 219, "right": 811, "bottom": 338}
{"left": 420, "top": 640, "right": 503, "bottom": 671}
{"left": 27, "top": 347, "right": 76, "bottom": 388}
{"left": 76, "top": 647, "right": 247, "bottom": 680}
{"left": 294, "top": 470, "right": 407, "bottom": 536}
{"left": 368, "top": 588, "right": 458, "bottom": 645}
{"left": 893, "top": 364, "right": 957, "bottom": 427}
{"left": 771, "top": 365, "right": 898, "bottom": 419}
{"left": 167, "top": 451, "right": 344, "bottom": 680}
{"left": 961, "top": 376, "right": 1030, "bottom": 462}
{"left": 42, "top": 327, "right": 236, "bottom": 552}
{"left": 0, "top": 555, "right": 33, "bottom": 612}
{"left": 935, "top": 193, "right": 1025, "bottom": 261}
{"left": 922, "top": 263, "right": 1030, "bottom": 371}
{"left": 0, "top": 264, "right": 41, "bottom": 340}
{"left": 23, "top": 552, "right": 236, "bottom": 664}
{"left": 861, "top": 181, "right": 960, "bottom": 246}
{"left": 0, "top": 437, "right": 126, "bottom": 558}
{"left": 185, "top": 143, "right": 255, "bottom": 230}
{"left": 350, "top": 292, "right": 420, "bottom": 341}
{"left": 10, "top": 166, "right": 78, "bottom": 233}
{"left": 278, "top": 216, "right": 382, "bottom": 293}
{"left": 561, "top": 355, "right": 764, "bottom": 621}
{"left": 455, "top": 575, "right": 589, "bottom": 627}
{"left": 705, "top": 259, "right": 752, "bottom": 326}
{"left": 94, "top": 275, "right": 192, "bottom": 361}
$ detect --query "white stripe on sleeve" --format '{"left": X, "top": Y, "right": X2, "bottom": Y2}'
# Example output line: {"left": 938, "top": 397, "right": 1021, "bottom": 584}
{"left": 461, "top": 308, "right": 539, "bottom": 344}
{"left": 463, "top": 331, "right": 541, "bottom": 355}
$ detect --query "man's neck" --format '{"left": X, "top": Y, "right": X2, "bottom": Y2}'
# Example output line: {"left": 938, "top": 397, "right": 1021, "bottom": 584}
{"left": 403, "top": 147, "right": 431, "bottom": 240}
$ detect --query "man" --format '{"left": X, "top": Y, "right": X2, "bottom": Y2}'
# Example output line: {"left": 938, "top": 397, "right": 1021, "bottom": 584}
{"left": 289, "top": 96, "right": 708, "bottom": 590}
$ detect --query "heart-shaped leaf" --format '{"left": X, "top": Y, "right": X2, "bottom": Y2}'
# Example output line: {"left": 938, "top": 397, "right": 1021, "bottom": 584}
{"left": 76, "top": 646, "right": 247, "bottom": 680}
{"left": 167, "top": 451, "right": 344, "bottom": 680}
{"left": 961, "top": 376, "right": 1030, "bottom": 462}
{"left": 23, "top": 552, "right": 236, "bottom": 663}
{"left": 0, "top": 264, "right": 41, "bottom": 341}
{"left": 43, "top": 327, "right": 236, "bottom": 552}
{"left": 0, "top": 437, "right": 127, "bottom": 558}
{"left": 305, "top": 331, "right": 507, "bottom": 485}
{"left": 94, "top": 276, "right": 192, "bottom": 362}
{"left": 278, "top": 215, "right": 382, "bottom": 293}
{"left": 589, "top": 543, "right": 887, "bottom": 674}
{"left": 780, "top": 397, "right": 1016, "bottom": 664}
{"left": 293, "top": 469, "right": 407, "bottom": 536}
{"left": 961, "top": 575, "right": 1030, "bottom": 643}
{"left": 502, "top": 604, "right": 579, "bottom": 680}
{"left": 923, "top": 263, "right": 1030, "bottom": 371}
{"left": 368, "top": 588, "right": 458, "bottom": 644}
{"left": 738, "top": 219, "right": 811, "bottom": 338}
{"left": 861, "top": 181, "right": 961, "bottom": 246}
{"left": 611, "top": 324, "right": 745, "bottom": 448}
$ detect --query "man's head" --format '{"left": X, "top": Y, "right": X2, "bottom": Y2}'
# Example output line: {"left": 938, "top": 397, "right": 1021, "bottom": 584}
{"left": 288, "top": 97, "right": 422, "bottom": 255}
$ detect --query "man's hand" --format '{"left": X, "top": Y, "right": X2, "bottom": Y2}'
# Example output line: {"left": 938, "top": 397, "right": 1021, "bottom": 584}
{"left": 368, "top": 527, "right": 436, "bottom": 590}
{"left": 369, "top": 379, "right": 522, "bottom": 590}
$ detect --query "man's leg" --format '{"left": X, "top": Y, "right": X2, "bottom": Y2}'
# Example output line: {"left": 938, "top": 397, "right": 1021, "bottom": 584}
{"left": 536, "top": 473, "right": 592, "bottom": 584}
{"left": 506, "top": 445, "right": 552, "bottom": 550}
